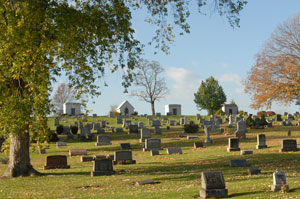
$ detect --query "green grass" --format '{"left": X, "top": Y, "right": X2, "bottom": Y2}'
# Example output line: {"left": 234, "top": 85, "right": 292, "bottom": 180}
{"left": 0, "top": 116, "right": 300, "bottom": 198}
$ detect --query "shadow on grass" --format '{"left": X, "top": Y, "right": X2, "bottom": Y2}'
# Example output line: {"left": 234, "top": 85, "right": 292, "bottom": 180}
{"left": 43, "top": 171, "right": 90, "bottom": 176}
{"left": 229, "top": 191, "right": 266, "bottom": 197}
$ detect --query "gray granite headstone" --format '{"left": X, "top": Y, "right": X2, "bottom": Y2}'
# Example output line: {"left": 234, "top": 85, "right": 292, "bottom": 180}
{"left": 200, "top": 171, "right": 228, "bottom": 199}
{"left": 256, "top": 134, "right": 267, "bottom": 149}
{"left": 95, "top": 135, "right": 112, "bottom": 146}
{"left": 227, "top": 137, "right": 240, "bottom": 152}
{"left": 166, "top": 147, "right": 182, "bottom": 155}
{"left": 230, "top": 159, "right": 247, "bottom": 167}
{"left": 271, "top": 170, "right": 289, "bottom": 192}
{"left": 91, "top": 159, "right": 115, "bottom": 176}
{"left": 279, "top": 139, "right": 299, "bottom": 152}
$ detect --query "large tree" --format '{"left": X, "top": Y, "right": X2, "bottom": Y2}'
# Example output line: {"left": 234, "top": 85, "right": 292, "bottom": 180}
{"left": 0, "top": 0, "right": 246, "bottom": 177}
{"left": 194, "top": 76, "right": 227, "bottom": 115}
{"left": 131, "top": 59, "right": 168, "bottom": 115}
{"left": 52, "top": 82, "right": 76, "bottom": 115}
{"left": 244, "top": 13, "right": 300, "bottom": 109}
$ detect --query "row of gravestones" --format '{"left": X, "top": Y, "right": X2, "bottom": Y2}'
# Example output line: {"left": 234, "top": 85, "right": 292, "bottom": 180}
{"left": 227, "top": 134, "right": 299, "bottom": 152}
{"left": 200, "top": 169, "right": 289, "bottom": 198}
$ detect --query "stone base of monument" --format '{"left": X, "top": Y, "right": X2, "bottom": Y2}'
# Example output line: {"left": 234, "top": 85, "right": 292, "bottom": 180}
{"left": 44, "top": 165, "right": 70, "bottom": 170}
{"left": 271, "top": 184, "right": 289, "bottom": 192}
{"left": 279, "top": 148, "right": 299, "bottom": 152}
{"left": 143, "top": 148, "right": 163, "bottom": 152}
{"left": 113, "top": 160, "right": 136, "bottom": 165}
{"left": 227, "top": 147, "right": 240, "bottom": 152}
{"left": 91, "top": 170, "right": 115, "bottom": 176}
{"left": 235, "top": 131, "right": 246, "bottom": 139}
{"left": 204, "top": 138, "right": 212, "bottom": 143}
{"left": 200, "top": 188, "right": 228, "bottom": 199}
{"left": 256, "top": 144, "right": 267, "bottom": 149}
{"left": 95, "top": 142, "right": 112, "bottom": 146}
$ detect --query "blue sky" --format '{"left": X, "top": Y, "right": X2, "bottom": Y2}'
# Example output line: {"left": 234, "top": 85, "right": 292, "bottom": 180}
{"left": 55, "top": 1, "right": 300, "bottom": 116}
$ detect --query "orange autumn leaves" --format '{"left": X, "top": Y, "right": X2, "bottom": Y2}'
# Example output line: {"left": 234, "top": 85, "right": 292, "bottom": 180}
{"left": 244, "top": 13, "right": 300, "bottom": 109}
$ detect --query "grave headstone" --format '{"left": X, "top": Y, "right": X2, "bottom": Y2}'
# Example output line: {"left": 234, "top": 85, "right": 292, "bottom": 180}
{"left": 120, "top": 143, "right": 131, "bottom": 150}
{"left": 271, "top": 169, "right": 289, "bottom": 192}
{"left": 234, "top": 119, "right": 247, "bottom": 139}
{"left": 287, "top": 130, "right": 291, "bottom": 136}
{"left": 150, "top": 150, "right": 159, "bottom": 156}
{"left": 95, "top": 135, "right": 112, "bottom": 146}
{"left": 256, "top": 134, "right": 267, "bottom": 149}
{"left": 56, "top": 141, "right": 67, "bottom": 148}
{"left": 194, "top": 142, "right": 204, "bottom": 149}
{"left": 140, "top": 127, "right": 151, "bottom": 142}
{"left": 81, "top": 155, "right": 93, "bottom": 162}
{"left": 248, "top": 168, "right": 261, "bottom": 175}
{"left": 204, "top": 126, "right": 212, "bottom": 143}
{"left": 240, "top": 150, "right": 253, "bottom": 155}
{"left": 116, "top": 128, "right": 124, "bottom": 133}
{"left": 166, "top": 147, "right": 182, "bottom": 155}
{"left": 128, "top": 124, "right": 139, "bottom": 134}
{"left": 227, "top": 137, "right": 240, "bottom": 152}
{"left": 154, "top": 126, "right": 162, "bottom": 135}
{"left": 138, "top": 121, "right": 144, "bottom": 128}
{"left": 143, "top": 138, "right": 162, "bottom": 151}
{"left": 187, "top": 136, "right": 198, "bottom": 140}
{"left": 92, "top": 114, "right": 97, "bottom": 118}
{"left": 69, "top": 148, "right": 87, "bottom": 156}
{"left": 116, "top": 116, "right": 122, "bottom": 124}
{"left": 200, "top": 171, "right": 228, "bottom": 199}
{"left": 91, "top": 159, "right": 115, "bottom": 176}
{"left": 279, "top": 139, "right": 299, "bottom": 152}
{"left": 54, "top": 118, "right": 59, "bottom": 126}
{"left": 230, "top": 159, "right": 247, "bottom": 167}
{"left": 113, "top": 151, "right": 136, "bottom": 165}
{"left": 44, "top": 155, "right": 70, "bottom": 169}
{"left": 136, "top": 179, "right": 156, "bottom": 186}
{"left": 108, "top": 111, "right": 114, "bottom": 118}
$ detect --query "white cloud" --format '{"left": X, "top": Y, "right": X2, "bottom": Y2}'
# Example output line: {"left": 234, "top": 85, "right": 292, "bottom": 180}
{"left": 219, "top": 73, "right": 243, "bottom": 86}
{"left": 166, "top": 67, "right": 202, "bottom": 100}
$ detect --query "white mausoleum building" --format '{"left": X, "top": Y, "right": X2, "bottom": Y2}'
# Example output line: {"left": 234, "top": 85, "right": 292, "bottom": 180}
{"left": 222, "top": 104, "right": 238, "bottom": 115}
{"left": 165, "top": 104, "right": 181, "bottom": 116}
{"left": 116, "top": 100, "right": 134, "bottom": 116}
{"left": 63, "top": 102, "right": 81, "bottom": 116}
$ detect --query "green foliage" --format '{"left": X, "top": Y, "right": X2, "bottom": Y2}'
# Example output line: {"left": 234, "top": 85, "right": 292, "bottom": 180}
{"left": 215, "top": 108, "right": 225, "bottom": 115}
{"left": 56, "top": 125, "right": 64, "bottom": 135}
{"left": 70, "top": 126, "right": 78, "bottom": 135}
{"left": 132, "top": 111, "right": 138, "bottom": 116}
{"left": 238, "top": 110, "right": 244, "bottom": 115}
{"left": 246, "top": 115, "right": 255, "bottom": 128}
{"left": 194, "top": 76, "right": 227, "bottom": 115}
{"left": 48, "top": 132, "right": 59, "bottom": 142}
{"left": 258, "top": 115, "right": 268, "bottom": 126}
{"left": 183, "top": 123, "right": 199, "bottom": 133}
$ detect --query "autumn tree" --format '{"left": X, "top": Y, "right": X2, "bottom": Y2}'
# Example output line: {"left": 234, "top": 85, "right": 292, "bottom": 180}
{"left": 52, "top": 83, "right": 76, "bottom": 115}
{"left": 244, "top": 13, "right": 300, "bottom": 109}
{"left": 131, "top": 59, "right": 168, "bottom": 115}
{"left": 194, "top": 76, "right": 227, "bottom": 115}
{"left": 0, "top": 0, "right": 246, "bottom": 177}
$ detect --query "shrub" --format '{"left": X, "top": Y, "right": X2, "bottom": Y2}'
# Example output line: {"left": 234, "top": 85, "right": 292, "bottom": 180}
{"left": 246, "top": 115, "right": 255, "bottom": 128}
{"left": 70, "top": 126, "right": 78, "bottom": 135}
{"left": 258, "top": 115, "right": 268, "bottom": 126}
{"left": 238, "top": 110, "right": 244, "bottom": 115}
{"left": 257, "top": 111, "right": 266, "bottom": 117}
{"left": 48, "top": 132, "right": 59, "bottom": 142}
{"left": 132, "top": 111, "right": 138, "bottom": 116}
{"left": 56, "top": 125, "right": 64, "bottom": 135}
{"left": 183, "top": 123, "right": 199, "bottom": 133}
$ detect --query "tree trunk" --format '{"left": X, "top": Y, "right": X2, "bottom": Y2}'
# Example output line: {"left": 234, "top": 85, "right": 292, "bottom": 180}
{"left": 3, "top": 132, "right": 42, "bottom": 177}
{"left": 151, "top": 101, "right": 155, "bottom": 115}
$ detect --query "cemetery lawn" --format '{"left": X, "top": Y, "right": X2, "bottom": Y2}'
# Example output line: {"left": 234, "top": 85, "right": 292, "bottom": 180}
{"left": 0, "top": 116, "right": 300, "bottom": 199}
